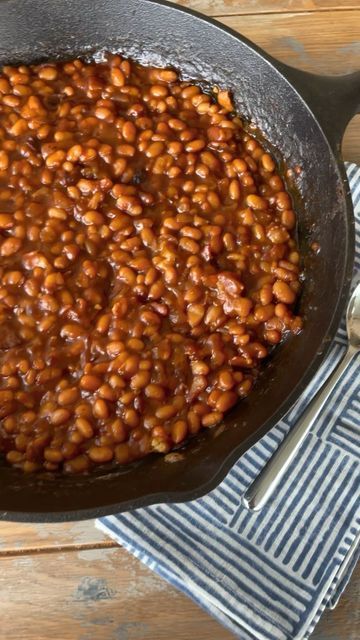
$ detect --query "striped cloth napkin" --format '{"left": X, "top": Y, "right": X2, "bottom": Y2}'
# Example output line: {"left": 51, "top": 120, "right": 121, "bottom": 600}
{"left": 97, "top": 163, "right": 360, "bottom": 640}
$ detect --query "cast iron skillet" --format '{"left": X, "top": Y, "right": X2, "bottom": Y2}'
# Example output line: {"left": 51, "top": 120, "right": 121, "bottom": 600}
{"left": 0, "top": 0, "right": 358, "bottom": 522}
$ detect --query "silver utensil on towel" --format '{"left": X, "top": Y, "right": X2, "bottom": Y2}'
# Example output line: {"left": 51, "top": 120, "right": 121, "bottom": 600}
{"left": 243, "top": 282, "right": 360, "bottom": 511}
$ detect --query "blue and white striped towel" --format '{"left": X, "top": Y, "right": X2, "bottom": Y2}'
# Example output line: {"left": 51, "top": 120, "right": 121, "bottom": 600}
{"left": 97, "top": 163, "right": 360, "bottom": 640}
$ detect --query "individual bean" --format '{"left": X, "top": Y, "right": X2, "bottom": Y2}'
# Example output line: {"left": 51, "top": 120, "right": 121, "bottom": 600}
{"left": 267, "top": 226, "right": 290, "bottom": 244}
{"left": 75, "top": 417, "right": 94, "bottom": 439}
{"left": 155, "top": 405, "right": 177, "bottom": 420}
{"left": 273, "top": 280, "right": 296, "bottom": 304}
{"left": 246, "top": 194, "right": 268, "bottom": 210}
{"left": 171, "top": 420, "right": 188, "bottom": 443}
{"left": 202, "top": 411, "right": 223, "bottom": 427}
{"left": 64, "top": 455, "right": 90, "bottom": 473}
{"left": 123, "top": 408, "right": 139, "bottom": 428}
{"left": 80, "top": 375, "right": 102, "bottom": 392}
{"left": 131, "top": 371, "right": 151, "bottom": 389}
{"left": 93, "top": 398, "right": 110, "bottom": 419}
{"left": 254, "top": 304, "right": 275, "bottom": 322}
{"left": 145, "top": 384, "right": 165, "bottom": 400}
{"left": 0, "top": 213, "right": 14, "bottom": 229}
{"left": 58, "top": 388, "right": 79, "bottom": 406}
{"left": 187, "top": 303, "right": 205, "bottom": 327}
{"left": 281, "top": 209, "right": 296, "bottom": 229}
{"left": 214, "top": 391, "right": 237, "bottom": 413}
{"left": 88, "top": 446, "right": 113, "bottom": 463}
{"left": 218, "top": 370, "right": 234, "bottom": 390}
{"left": 1, "top": 237, "right": 22, "bottom": 256}
{"left": 44, "top": 448, "right": 63, "bottom": 463}
{"left": 261, "top": 153, "right": 275, "bottom": 172}
{"left": 50, "top": 409, "right": 71, "bottom": 425}
{"left": 115, "top": 443, "right": 131, "bottom": 463}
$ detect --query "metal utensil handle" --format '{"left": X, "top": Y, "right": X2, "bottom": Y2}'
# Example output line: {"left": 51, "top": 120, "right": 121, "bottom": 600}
{"left": 243, "top": 345, "right": 356, "bottom": 511}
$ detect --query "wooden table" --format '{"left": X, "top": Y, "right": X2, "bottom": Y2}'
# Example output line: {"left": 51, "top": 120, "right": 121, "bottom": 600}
{"left": 0, "top": 2, "right": 359, "bottom": 639}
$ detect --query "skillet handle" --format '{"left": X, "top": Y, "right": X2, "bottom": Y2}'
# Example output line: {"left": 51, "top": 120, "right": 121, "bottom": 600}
{"left": 270, "top": 62, "right": 360, "bottom": 156}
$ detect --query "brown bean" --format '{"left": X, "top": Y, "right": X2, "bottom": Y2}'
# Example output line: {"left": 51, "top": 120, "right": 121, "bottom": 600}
{"left": 145, "top": 384, "right": 165, "bottom": 400}
{"left": 64, "top": 455, "right": 90, "bottom": 473}
{"left": 254, "top": 304, "right": 275, "bottom": 322}
{"left": 187, "top": 303, "right": 205, "bottom": 327}
{"left": 267, "top": 226, "right": 290, "bottom": 244}
{"left": 123, "top": 408, "right": 139, "bottom": 428}
{"left": 111, "top": 67, "right": 125, "bottom": 86}
{"left": 281, "top": 209, "right": 296, "bottom": 229}
{"left": 185, "top": 139, "right": 205, "bottom": 153}
{"left": 179, "top": 237, "right": 200, "bottom": 254}
{"left": 131, "top": 371, "right": 151, "bottom": 389}
{"left": 202, "top": 411, "right": 223, "bottom": 427}
{"left": 0, "top": 213, "right": 14, "bottom": 229}
{"left": 122, "top": 121, "right": 137, "bottom": 142}
{"left": 192, "top": 361, "right": 210, "bottom": 375}
{"left": 50, "top": 409, "right": 71, "bottom": 425}
{"left": 229, "top": 179, "right": 241, "bottom": 200}
{"left": 115, "top": 443, "right": 131, "bottom": 463}
{"left": 151, "top": 68, "right": 177, "bottom": 83}
{"left": 155, "top": 404, "right": 177, "bottom": 420}
{"left": 276, "top": 191, "right": 292, "bottom": 210}
{"left": 93, "top": 398, "right": 110, "bottom": 419}
{"left": 207, "top": 126, "right": 232, "bottom": 142}
{"left": 218, "top": 370, "right": 234, "bottom": 390}
{"left": 80, "top": 375, "right": 102, "bottom": 392}
{"left": 111, "top": 418, "right": 127, "bottom": 443}
{"left": 261, "top": 153, "right": 275, "bottom": 172}
{"left": 88, "top": 446, "right": 114, "bottom": 463}
{"left": 214, "top": 391, "right": 237, "bottom": 413}
{"left": 0, "top": 151, "right": 9, "bottom": 170}
{"left": 171, "top": 420, "right": 188, "bottom": 444}
{"left": 58, "top": 388, "right": 79, "bottom": 406}
{"left": 76, "top": 417, "right": 94, "bottom": 439}
{"left": 1, "top": 237, "right": 22, "bottom": 256}
{"left": 44, "top": 448, "right": 63, "bottom": 463}
{"left": 233, "top": 297, "right": 252, "bottom": 317}
{"left": 246, "top": 194, "right": 268, "bottom": 210}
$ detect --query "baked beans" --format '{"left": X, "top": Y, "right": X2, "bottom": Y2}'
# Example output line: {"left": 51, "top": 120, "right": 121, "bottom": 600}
{"left": 0, "top": 53, "right": 302, "bottom": 473}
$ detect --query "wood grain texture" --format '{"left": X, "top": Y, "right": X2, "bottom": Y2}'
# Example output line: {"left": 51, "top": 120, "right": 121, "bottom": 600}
{"left": 219, "top": 10, "right": 360, "bottom": 75}
{"left": 219, "top": 9, "right": 360, "bottom": 162}
{"left": 343, "top": 117, "right": 360, "bottom": 165}
{"left": 0, "top": 545, "right": 358, "bottom": 640}
{"left": 0, "top": 547, "right": 235, "bottom": 640}
{"left": 171, "top": 0, "right": 359, "bottom": 17}
{"left": 0, "top": 519, "right": 109, "bottom": 553}
{"left": 174, "top": 7, "right": 360, "bottom": 162}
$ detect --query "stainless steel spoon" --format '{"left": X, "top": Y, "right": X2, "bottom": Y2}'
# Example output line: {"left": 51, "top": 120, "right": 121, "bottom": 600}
{"left": 243, "top": 281, "right": 360, "bottom": 511}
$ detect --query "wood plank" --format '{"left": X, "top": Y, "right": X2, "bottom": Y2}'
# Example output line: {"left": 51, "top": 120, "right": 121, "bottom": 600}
{"left": 314, "top": 564, "right": 360, "bottom": 640}
{"left": 172, "top": 1, "right": 358, "bottom": 17}
{"left": 0, "top": 519, "right": 109, "bottom": 552}
{"left": 0, "top": 546, "right": 235, "bottom": 640}
{"left": 219, "top": 10, "right": 360, "bottom": 163}
{"left": 343, "top": 116, "right": 360, "bottom": 165}
{"left": 0, "top": 545, "right": 358, "bottom": 640}
{"left": 220, "top": 10, "right": 360, "bottom": 75}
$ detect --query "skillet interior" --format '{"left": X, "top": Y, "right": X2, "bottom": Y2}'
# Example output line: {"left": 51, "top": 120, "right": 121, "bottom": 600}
{"left": 0, "top": 0, "right": 354, "bottom": 520}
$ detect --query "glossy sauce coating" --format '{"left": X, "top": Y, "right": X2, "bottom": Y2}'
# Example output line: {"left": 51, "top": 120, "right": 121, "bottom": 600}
{"left": 0, "top": 54, "right": 302, "bottom": 473}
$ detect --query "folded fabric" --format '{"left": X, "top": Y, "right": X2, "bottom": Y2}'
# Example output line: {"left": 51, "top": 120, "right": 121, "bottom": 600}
{"left": 97, "top": 163, "right": 360, "bottom": 640}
